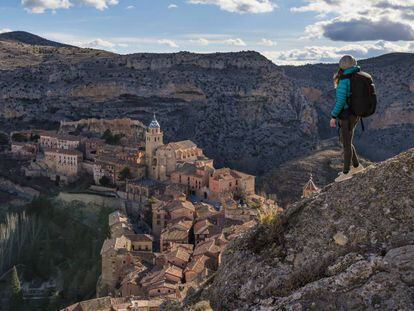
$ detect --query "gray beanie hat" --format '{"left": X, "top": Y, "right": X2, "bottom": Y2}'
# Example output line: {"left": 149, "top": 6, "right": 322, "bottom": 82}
{"left": 339, "top": 55, "right": 357, "bottom": 70}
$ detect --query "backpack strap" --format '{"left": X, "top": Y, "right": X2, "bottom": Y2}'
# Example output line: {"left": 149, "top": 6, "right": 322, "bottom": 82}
{"left": 339, "top": 73, "right": 353, "bottom": 80}
{"left": 360, "top": 118, "right": 365, "bottom": 132}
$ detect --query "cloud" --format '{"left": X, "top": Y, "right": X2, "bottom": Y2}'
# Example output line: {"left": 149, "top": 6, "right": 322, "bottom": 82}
{"left": 0, "top": 28, "right": 12, "bottom": 34}
{"left": 157, "top": 39, "right": 179, "bottom": 48}
{"left": 21, "top": 0, "right": 72, "bottom": 13}
{"left": 190, "top": 37, "right": 246, "bottom": 46}
{"left": 322, "top": 17, "right": 414, "bottom": 41}
{"left": 187, "top": 0, "right": 277, "bottom": 14}
{"left": 168, "top": 3, "right": 178, "bottom": 9}
{"left": 262, "top": 40, "right": 411, "bottom": 65}
{"left": 126, "top": 5, "right": 135, "bottom": 9}
{"left": 83, "top": 38, "right": 115, "bottom": 49}
{"left": 21, "top": 0, "right": 119, "bottom": 13}
{"left": 223, "top": 38, "right": 246, "bottom": 46}
{"left": 292, "top": 0, "right": 414, "bottom": 42}
{"left": 259, "top": 38, "right": 276, "bottom": 46}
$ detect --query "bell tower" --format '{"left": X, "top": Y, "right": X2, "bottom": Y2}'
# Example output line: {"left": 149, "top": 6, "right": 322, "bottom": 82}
{"left": 145, "top": 114, "right": 164, "bottom": 178}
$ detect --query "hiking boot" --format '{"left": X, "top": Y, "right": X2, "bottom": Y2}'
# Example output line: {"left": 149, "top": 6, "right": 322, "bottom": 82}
{"left": 335, "top": 172, "right": 353, "bottom": 182}
{"left": 350, "top": 164, "right": 364, "bottom": 175}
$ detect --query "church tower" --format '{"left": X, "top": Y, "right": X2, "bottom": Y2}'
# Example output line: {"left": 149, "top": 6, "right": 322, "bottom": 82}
{"left": 145, "top": 114, "right": 164, "bottom": 179}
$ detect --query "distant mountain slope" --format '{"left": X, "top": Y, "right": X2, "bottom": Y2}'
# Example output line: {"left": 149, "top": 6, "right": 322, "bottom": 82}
{"left": 0, "top": 37, "right": 317, "bottom": 175}
{"left": 0, "top": 32, "right": 412, "bottom": 177}
{"left": 175, "top": 148, "right": 414, "bottom": 310}
{"left": 0, "top": 31, "right": 73, "bottom": 48}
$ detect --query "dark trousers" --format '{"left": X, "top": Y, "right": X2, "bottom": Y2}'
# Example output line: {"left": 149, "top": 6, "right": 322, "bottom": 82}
{"left": 339, "top": 114, "right": 360, "bottom": 173}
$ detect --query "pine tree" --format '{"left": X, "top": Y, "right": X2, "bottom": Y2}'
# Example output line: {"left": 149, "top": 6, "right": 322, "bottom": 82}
{"left": 9, "top": 266, "right": 23, "bottom": 310}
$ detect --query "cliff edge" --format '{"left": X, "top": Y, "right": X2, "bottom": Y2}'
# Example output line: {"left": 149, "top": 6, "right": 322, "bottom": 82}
{"left": 177, "top": 148, "right": 414, "bottom": 310}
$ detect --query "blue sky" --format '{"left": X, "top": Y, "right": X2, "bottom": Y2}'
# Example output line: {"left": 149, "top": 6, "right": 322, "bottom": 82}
{"left": 1, "top": 0, "right": 414, "bottom": 64}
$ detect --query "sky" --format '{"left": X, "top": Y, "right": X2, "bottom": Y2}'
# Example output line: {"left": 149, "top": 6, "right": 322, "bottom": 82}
{"left": 1, "top": 0, "right": 414, "bottom": 65}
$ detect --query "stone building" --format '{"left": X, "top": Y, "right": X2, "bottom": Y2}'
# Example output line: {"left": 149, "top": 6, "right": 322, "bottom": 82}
{"left": 39, "top": 132, "right": 81, "bottom": 150}
{"left": 100, "top": 236, "right": 137, "bottom": 292}
{"left": 126, "top": 234, "right": 154, "bottom": 252}
{"left": 208, "top": 168, "right": 255, "bottom": 201}
{"left": 126, "top": 179, "right": 164, "bottom": 204}
{"left": 11, "top": 142, "right": 37, "bottom": 158}
{"left": 170, "top": 162, "right": 214, "bottom": 199}
{"left": 43, "top": 148, "right": 83, "bottom": 182}
{"left": 152, "top": 198, "right": 195, "bottom": 240}
{"left": 160, "top": 219, "right": 193, "bottom": 252}
{"left": 93, "top": 154, "right": 146, "bottom": 186}
{"left": 302, "top": 174, "right": 320, "bottom": 198}
{"left": 84, "top": 138, "right": 105, "bottom": 161}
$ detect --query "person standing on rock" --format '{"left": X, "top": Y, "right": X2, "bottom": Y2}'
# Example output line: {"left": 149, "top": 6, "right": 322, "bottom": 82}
{"left": 330, "top": 55, "right": 366, "bottom": 182}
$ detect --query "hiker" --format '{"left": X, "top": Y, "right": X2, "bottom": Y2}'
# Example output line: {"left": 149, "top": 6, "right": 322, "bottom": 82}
{"left": 330, "top": 55, "right": 376, "bottom": 182}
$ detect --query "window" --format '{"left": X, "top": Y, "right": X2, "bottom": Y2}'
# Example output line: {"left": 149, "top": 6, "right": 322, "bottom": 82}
{"left": 157, "top": 220, "right": 160, "bottom": 225}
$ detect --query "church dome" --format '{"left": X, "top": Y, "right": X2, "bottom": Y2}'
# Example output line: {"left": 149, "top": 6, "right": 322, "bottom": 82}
{"left": 149, "top": 114, "right": 160, "bottom": 129}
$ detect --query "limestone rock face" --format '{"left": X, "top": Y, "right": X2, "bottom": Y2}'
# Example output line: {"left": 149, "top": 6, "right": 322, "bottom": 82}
{"left": 0, "top": 40, "right": 318, "bottom": 174}
{"left": 177, "top": 148, "right": 414, "bottom": 310}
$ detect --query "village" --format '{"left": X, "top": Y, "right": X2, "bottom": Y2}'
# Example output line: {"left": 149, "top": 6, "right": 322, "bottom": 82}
{"left": 7, "top": 116, "right": 320, "bottom": 310}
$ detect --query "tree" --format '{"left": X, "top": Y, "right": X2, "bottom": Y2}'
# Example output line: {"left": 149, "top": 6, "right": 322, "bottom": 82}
{"left": 9, "top": 266, "right": 23, "bottom": 310}
{"left": 11, "top": 133, "right": 28, "bottom": 142}
{"left": 119, "top": 166, "right": 132, "bottom": 181}
{"left": 101, "top": 129, "right": 124, "bottom": 145}
{"left": 99, "top": 175, "right": 111, "bottom": 187}
{"left": 0, "top": 132, "right": 9, "bottom": 145}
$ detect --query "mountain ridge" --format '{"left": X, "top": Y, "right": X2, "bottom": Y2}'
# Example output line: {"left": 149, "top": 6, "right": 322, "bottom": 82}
{"left": 0, "top": 31, "right": 73, "bottom": 48}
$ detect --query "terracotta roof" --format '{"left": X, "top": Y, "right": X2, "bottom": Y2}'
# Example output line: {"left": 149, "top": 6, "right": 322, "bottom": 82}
{"left": 126, "top": 234, "right": 154, "bottom": 242}
{"left": 100, "top": 236, "right": 130, "bottom": 254}
{"left": 167, "top": 248, "right": 191, "bottom": 263}
{"left": 193, "top": 238, "right": 220, "bottom": 257}
{"left": 194, "top": 219, "right": 213, "bottom": 235}
{"left": 168, "top": 200, "right": 195, "bottom": 213}
{"left": 108, "top": 210, "right": 129, "bottom": 227}
{"left": 185, "top": 255, "right": 210, "bottom": 273}
{"left": 160, "top": 140, "right": 197, "bottom": 151}
{"left": 169, "top": 243, "right": 194, "bottom": 252}
{"left": 43, "top": 148, "right": 83, "bottom": 156}
{"left": 161, "top": 228, "right": 189, "bottom": 242}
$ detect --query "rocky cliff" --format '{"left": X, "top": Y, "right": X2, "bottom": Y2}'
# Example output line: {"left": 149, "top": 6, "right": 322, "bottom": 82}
{"left": 174, "top": 148, "right": 414, "bottom": 310}
{"left": 0, "top": 33, "right": 413, "bottom": 176}
{"left": 0, "top": 34, "right": 317, "bottom": 173}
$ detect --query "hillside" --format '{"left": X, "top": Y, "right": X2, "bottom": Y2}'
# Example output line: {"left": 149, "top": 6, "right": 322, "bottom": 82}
{"left": 173, "top": 148, "right": 414, "bottom": 310}
{"left": 0, "top": 34, "right": 317, "bottom": 174}
{"left": 0, "top": 31, "right": 73, "bottom": 48}
{"left": 0, "top": 32, "right": 413, "bottom": 176}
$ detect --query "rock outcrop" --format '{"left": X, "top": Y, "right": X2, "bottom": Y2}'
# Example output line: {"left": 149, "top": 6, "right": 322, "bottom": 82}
{"left": 176, "top": 148, "right": 414, "bottom": 310}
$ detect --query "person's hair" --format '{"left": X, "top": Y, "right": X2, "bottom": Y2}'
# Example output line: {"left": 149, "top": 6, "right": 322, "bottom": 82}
{"left": 339, "top": 55, "right": 357, "bottom": 70}
{"left": 333, "top": 68, "right": 343, "bottom": 88}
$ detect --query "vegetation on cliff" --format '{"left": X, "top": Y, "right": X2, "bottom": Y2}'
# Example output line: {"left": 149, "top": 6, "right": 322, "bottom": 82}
{"left": 0, "top": 197, "right": 113, "bottom": 310}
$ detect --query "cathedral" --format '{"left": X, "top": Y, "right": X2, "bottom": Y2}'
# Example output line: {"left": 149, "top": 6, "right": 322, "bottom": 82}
{"left": 145, "top": 115, "right": 208, "bottom": 181}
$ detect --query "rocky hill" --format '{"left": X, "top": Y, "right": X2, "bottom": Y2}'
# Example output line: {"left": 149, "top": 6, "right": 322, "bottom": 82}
{"left": 0, "top": 31, "right": 73, "bottom": 48}
{"left": 0, "top": 32, "right": 413, "bottom": 176}
{"left": 0, "top": 33, "right": 316, "bottom": 174}
{"left": 173, "top": 148, "right": 414, "bottom": 310}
